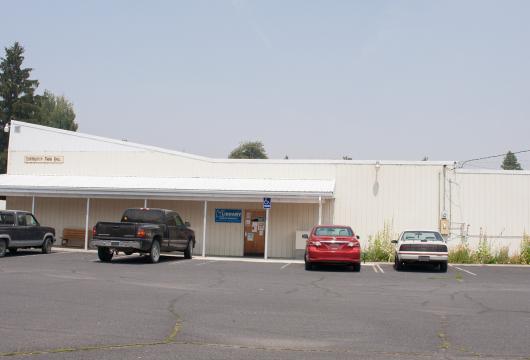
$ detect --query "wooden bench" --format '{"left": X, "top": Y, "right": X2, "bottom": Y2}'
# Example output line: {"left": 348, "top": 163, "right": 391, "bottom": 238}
{"left": 62, "top": 228, "right": 90, "bottom": 248}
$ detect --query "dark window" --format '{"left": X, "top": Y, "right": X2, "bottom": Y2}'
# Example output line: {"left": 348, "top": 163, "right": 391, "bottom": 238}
{"left": 166, "top": 215, "right": 177, "bottom": 227}
{"left": 121, "top": 209, "right": 165, "bottom": 224}
{"left": 17, "top": 214, "right": 27, "bottom": 226}
{"left": 0, "top": 213, "right": 15, "bottom": 225}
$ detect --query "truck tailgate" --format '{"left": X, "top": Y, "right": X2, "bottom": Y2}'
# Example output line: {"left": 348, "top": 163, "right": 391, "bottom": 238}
{"left": 96, "top": 222, "right": 137, "bottom": 238}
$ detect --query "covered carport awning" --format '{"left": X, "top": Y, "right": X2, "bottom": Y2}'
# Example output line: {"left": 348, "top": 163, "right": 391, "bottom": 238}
{"left": 0, "top": 175, "right": 335, "bottom": 257}
{"left": 0, "top": 174, "right": 335, "bottom": 201}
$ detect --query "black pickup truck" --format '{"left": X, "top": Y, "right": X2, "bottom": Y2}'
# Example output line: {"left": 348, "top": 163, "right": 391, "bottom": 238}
{"left": 91, "top": 208, "right": 195, "bottom": 263}
{"left": 0, "top": 210, "right": 56, "bottom": 257}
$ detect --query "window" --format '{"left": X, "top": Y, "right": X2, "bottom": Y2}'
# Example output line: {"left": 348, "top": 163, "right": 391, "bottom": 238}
{"left": 314, "top": 226, "right": 353, "bottom": 236}
{"left": 166, "top": 215, "right": 177, "bottom": 227}
{"left": 174, "top": 214, "right": 184, "bottom": 226}
{"left": 25, "top": 214, "right": 38, "bottom": 226}
{"left": 401, "top": 231, "right": 443, "bottom": 242}
{"left": 0, "top": 213, "right": 15, "bottom": 225}
{"left": 17, "top": 214, "right": 27, "bottom": 226}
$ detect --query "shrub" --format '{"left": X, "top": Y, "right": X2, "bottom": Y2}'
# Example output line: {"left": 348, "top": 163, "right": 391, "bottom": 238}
{"left": 363, "top": 222, "right": 395, "bottom": 262}
{"left": 448, "top": 242, "right": 473, "bottom": 264}
{"left": 473, "top": 235, "right": 494, "bottom": 264}
{"left": 520, "top": 234, "right": 530, "bottom": 265}
{"left": 493, "top": 247, "right": 510, "bottom": 264}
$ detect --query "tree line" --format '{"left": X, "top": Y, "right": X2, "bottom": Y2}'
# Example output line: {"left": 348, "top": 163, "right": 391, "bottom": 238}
{"left": 0, "top": 42, "right": 78, "bottom": 173}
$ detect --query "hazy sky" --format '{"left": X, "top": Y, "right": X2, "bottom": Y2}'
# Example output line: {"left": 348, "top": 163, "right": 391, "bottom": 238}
{"left": 1, "top": 0, "right": 529, "bottom": 168}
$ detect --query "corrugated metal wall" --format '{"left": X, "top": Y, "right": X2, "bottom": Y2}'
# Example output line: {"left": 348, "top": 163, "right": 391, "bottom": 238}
{"left": 333, "top": 164, "right": 442, "bottom": 242}
{"left": 449, "top": 170, "right": 530, "bottom": 254}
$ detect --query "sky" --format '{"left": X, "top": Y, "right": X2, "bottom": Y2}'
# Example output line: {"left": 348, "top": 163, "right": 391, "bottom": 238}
{"left": 1, "top": 0, "right": 529, "bottom": 168}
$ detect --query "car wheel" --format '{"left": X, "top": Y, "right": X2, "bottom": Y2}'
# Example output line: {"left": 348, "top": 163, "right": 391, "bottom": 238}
{"left": 0, "top": 240, "right": 6, "bottom": 257}
{"left": 352, "top": 263, "right": 361, "bottom": 272}
{"left": 9, "top": 247, "right": 18, "bottom": 254}
{"left": 439, "top": 261, "right": 448, "bottom": 273}
{"left": 41, "top": 237, "right": 53, "bottom": 254}
{"left": 394, "top": 254, "right": 403, "bottom": 271}
{"left": 184, "top": 240, "right": 192, "bottom": 259}
{"left": 304, "top": 253, "right": 313, "bottom": 271}
{"left": 148, "top": 240, "right": 161, "bottom": 263}
{"left": 98, "top": 247, "right": 113, "bottom": 262}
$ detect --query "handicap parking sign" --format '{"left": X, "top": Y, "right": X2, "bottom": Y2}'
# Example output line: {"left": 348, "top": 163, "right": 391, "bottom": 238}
{"left": 263, "top": 197, "right": 271, "bottom": 209}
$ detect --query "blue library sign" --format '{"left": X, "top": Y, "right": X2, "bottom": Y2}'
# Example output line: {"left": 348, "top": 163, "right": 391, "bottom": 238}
{"left": 215, "top": 208, "right": 242, "bottom": 223}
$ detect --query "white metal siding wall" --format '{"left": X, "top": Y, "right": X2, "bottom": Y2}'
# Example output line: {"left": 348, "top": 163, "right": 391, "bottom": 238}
{"left": 29, "top": 197, "right": 87, "bottom": 244}
{"left": 269, "top": 203, "right": 320, "bottom": 258}
{"left": 333, "top": 164, "right": 441, "bottom": 245}
{"left": 449, "top": 170, "right": 530, "bottom": 253}
{"left": 6, "top": 196, "right": 32, "bottom": 212}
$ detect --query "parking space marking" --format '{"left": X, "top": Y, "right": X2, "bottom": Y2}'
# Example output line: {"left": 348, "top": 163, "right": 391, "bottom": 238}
{"left": 450, "top": 265, "right": 477, "bottom": 276}
{"left": 195, "top": 260, "right": 220, "bottom": 266}
{"left": 281, "top": 263, "right": 291, "bottom": 269}
{"left": 372, "top": 264, "right": 385, "bottom": 273}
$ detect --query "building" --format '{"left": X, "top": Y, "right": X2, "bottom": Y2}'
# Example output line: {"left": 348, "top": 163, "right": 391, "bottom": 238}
{"left": 0, "top": 121, "right": 529, "bottom": 258}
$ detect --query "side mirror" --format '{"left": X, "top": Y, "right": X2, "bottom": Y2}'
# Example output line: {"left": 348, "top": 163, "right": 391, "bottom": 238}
{"left": 391, "top": 240, "right": 397, "bottom": 244}
{"left": 356, "top": 235, "right": 360, "bottom": 240}
{"left": 185, "top": 221, "right": 191, "bottom": 227}
{"left": 302, "top": 234, "right": 308, "bottom": 239}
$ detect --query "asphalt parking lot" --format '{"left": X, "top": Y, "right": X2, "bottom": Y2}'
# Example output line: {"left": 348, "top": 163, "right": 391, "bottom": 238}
{"left": 1, "top": 250, "right": 530, "bottom": 360}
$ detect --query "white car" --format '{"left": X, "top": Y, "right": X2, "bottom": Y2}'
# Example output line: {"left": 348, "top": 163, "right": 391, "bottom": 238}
{"left": 392, "top": 230, "right": 448, "bottom": 272}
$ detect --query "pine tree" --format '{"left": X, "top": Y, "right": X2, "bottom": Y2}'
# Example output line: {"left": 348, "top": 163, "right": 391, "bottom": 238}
{"left": 501, "top": 151, "right": 522, "bottom": 170}
{"left": 0, "top": 42, "right": 39, "bottom": 172}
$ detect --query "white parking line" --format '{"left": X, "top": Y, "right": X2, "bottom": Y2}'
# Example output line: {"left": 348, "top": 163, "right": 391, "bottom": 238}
{"left": 281, "top": 263, "right": 291, "bottom": 269}
{"left": 196, "top": 260, "right": 220, "bottom": 266}
{"left": 450, "top": 265, "right": 477, "bottom": 276}
{"left": 372, "top": 264, "right": 379, "bottom": 273}
{"left": 376, "top": 264, "right": 385, "bottom": 273}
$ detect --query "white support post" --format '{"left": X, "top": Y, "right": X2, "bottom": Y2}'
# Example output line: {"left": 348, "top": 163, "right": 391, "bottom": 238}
{"left": 84, "top": 198, "right": 90, "bottom": 251}
{"left": 264, "top": 208, "right": 270, "bottom": 260}
{"left": 202, "top": 200, "right": 208, "bottom": 257}
{"left": 31, "top": 196, "right": 35, "bottom": 214}
{"left": 144, "top": 199, "right": 148, "bottom": 208}
{"left": 318, "top": 196, "right": 322, "bottom": 225}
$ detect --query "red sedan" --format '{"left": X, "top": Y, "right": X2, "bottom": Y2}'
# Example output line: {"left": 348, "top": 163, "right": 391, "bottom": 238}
{"left": 304, "top": 225, "right": 361, "bottom": 272}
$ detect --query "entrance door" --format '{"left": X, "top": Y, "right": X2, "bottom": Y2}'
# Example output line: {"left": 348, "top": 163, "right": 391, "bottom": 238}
{"left": 244, "top": 210, "right": 266, "bottom": 257}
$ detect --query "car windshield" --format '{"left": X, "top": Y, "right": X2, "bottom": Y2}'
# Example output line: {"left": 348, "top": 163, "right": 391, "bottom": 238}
{"left": 314, "top": 227, "right": 353, "bottom": 236}
{"left": 401, "top": 231, "right": 443, "bottom": 241}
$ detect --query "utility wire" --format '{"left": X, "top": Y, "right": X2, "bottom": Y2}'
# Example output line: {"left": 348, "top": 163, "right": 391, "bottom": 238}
{"left": 459, "top": 149, "right": 530, "bottom": 168}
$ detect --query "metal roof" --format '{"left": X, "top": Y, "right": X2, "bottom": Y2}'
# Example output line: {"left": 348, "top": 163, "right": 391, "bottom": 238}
{"left": 0, "top": 175, "right": 335, "bottom": 201}
{"left": 10, "top": 121, "right": 455, "bottom": 166}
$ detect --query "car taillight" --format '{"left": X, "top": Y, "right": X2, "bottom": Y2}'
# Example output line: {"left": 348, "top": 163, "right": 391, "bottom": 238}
{"left": 348, "top": 241, "right": 360, "bottom": 247}
{"left": 309, "top": 240, "right": 321, "bottom": 247}
{"left": 92, "top": 226, "right": 97, "bottom": 237}
{"left": 136, "top": 229, "right": 146, "bottom": 238}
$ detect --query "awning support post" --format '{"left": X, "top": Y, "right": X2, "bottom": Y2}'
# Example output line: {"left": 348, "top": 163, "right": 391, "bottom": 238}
{"left": 318, "top": 196, "right": 322, "bottom": 225}
{"left": 31, "top": 196, "right": 35, "bottom": 214}
{"left": 264, "top": 208, "right": 270, "bottom": 260}
{"left": 144, "top": 199, "right": 148, "bottom": 208}
{"left": 202, "top": 200, "right": 208, "bottom": 257}
{"left": 84, "top": 198, "right": 90, "bottom": 251}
